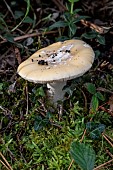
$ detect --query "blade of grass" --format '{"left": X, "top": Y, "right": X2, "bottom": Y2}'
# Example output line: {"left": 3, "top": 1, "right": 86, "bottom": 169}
{"left": 11, "top": 0, "right": 30, "bottom": 32}
{"left": 3, "top": 0, "right": 15, "bottom": 19}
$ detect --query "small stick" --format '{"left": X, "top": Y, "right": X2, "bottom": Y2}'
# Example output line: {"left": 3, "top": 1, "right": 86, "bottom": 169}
{"left": 0, "top": 30, "right": 58, "bottom": 44}
{"left": 3, "top": 0, "right": 15, "bottom": 19}
{"left": 0, "top": 160, "right": 10, "bottom": 170}
{"left": 104, "top": 134, "right": 113, "bottom": 143}
{"left": 94, "top": 159, "right": 113, "bottom": 170}
{"left": 0, "top": 152, "right": 13, "bottom": 170}
{"left": 68, "top": 159, "right": 74, "bottom": 170}
{"left": 81, "top": 19, "right": 104, "bottom": 34}
{"left": 97, "top": 86, "right": 113, "bottom": 94}
{"left": 40, "top": 111, "right": 63, "bottom": 129}
{"left": 80, "top": 89, "right": 88, "bottom": 112}
{"left": 102, "top": 134, "right": 113, "bottom": 147}
{"left": 51, "top": 0, "right": 67, "bottom": 12}
{"left": 25, "top": 83, "right": 29, "bottom": 115}
{"left": 99, "top": 106, "right": 113, "bottom": 117}
{"left": 80, "top": 129, "right": 87, "bottom": 142}
{"left": 106, "top": 149, "right": 113, "bottom": 158}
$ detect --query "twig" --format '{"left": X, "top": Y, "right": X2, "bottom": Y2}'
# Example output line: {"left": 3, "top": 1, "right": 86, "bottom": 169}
{"left": 94, "top": 159, "right": 113, "bottom": 170}
{"left": 106, "top": 149, "right": 113, "bottom": 158}
{"left": 25, "top": 83, "right": 29, "bottom": 115}
{"left": 102, "top": 134, "right": 113, "bottom": 147}
{"left": 50, "top": 122, "right": 62, "bottom": 129}
{"left": 0, "top": 160, "right": 10, "bottom": 170}
{"left": 0, "top": 70, "right": 14, "bottom": 74}
{"left": 80, "top": 19, "right": 104, "bottom": 34}
{"left": 35, "top": 106, "right": 62, "bottom": 129}
{"left": 51, "top": 0, "right": 67, "bottom": 12}
{"left": 0, "top": 152, "right": 13, "bottom": 170}
{"left": 80, "top": 89, "right": 88, "bottom": 112}
{"left": 80, "top": 129, "right": 87, "bottom": 142}
{"left": 3, "top": 0, "right": 15, "bottom": 19}
{"left": 80, "top": 117, "right": 93, "bottom": 142}
{"left": 104, "top": 134, "right": 113, "bottom": 143}
{"left": 68, "top": 159, "right": 74, "bottom": 170}
{"left": 97, "top": 87, "right": 113, "bottom": 94}
{"left": 40, "top": 111, "right": 62, "bottom": 129}
{"left": 99, "top": 106, "right": 113, "bottom": 117}
{"left": 0, "top": 106, "right": 7, "bottom": 112}
{"left": 0, "top": 30, "right": 58, "bottom": 44}
{"left": 16, "top": 134, "right": 27, "bottom": 163}
{"left": 110, "top": 31, "right": 113, "bottom": 34}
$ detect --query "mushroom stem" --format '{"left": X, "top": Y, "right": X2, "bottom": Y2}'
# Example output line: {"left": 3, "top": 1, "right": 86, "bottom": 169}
{"left": 47, "top": 81, "right": 66, "bottom": 104}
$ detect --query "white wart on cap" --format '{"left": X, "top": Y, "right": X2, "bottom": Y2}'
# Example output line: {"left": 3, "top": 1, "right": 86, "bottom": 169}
{"left": 17, "top": 39, "right": 95, "bottom": 103}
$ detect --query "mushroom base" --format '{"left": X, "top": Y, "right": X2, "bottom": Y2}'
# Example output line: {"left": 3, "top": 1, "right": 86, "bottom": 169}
{"left": 47, "top": 81, "right": 66, "bottom": 104}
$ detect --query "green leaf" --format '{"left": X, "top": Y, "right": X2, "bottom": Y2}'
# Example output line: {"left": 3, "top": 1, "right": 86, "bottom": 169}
{"left": 73, "top": 16, "right": 90, "bottom": 23}
{"left": 94, "top": 50, "right": 100, "bottom": 58}
{"left": 97, "top": 35, "right": 105, "bottom": 45}
{"left": 23, "top": 16, "right": 34, "bottom": 23}
{"left": 34, "top": 116, "right": 49, "bottom": 131}
{"left": 4, "top": 33, "right": 14, "bottom": 43}
{"left": 95, "top": 92, "right": 105, "bottom": 101}
{"left": 91, "top": 95, "right": 99, "bottom": 112}
{"left": 0, "top": 23, "right": 5, "bottom": 30}
{"left": 49, "top": 21, "right": 68, "bottom": 30}
{"left": 0, "top": 83, "right": 3, "bottom": 91}
{"left": 56, "top": 36, "right": 69, "bottom": 41}
{"left": 70, "top": 141, "right": 95, "bottom": 170}
{"left": 3, "top": 33, "right": 23, "bottom": 48}
{"left": 82, "top": 32, "right": 97, "bottom": 39}
{"left": 86, "top": 122, "right": 106, "bottom": 139}
{"left": 85, "top": 83, "right": 96, "bottom": 94}
{"left": 64, "top": 87, "right": 73, "bottom": 96}
{"left": 35, "top": 86, "right": 45, "bottom": 97}
{"left": 14, "top": 11, "right": 24, "bottom": 19}
{"left": 73, "top": 9, "right": 82, "bottom": 14}
{"left": 68, "top": 22, "right": 77, "bottom": 37}
{"left": 0, "top": 14, "right": 8, "bottom": 29}
{"left": 68, "top": 0, "right": 80, "bottom": 2}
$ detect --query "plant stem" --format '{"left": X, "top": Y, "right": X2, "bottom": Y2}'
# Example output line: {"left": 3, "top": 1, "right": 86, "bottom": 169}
{"left": 70, "top": 2, "right": 74, "bottom": 14}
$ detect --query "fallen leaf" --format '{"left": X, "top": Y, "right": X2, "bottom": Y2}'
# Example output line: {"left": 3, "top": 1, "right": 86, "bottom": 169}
{"left": 6, "top": 54, "right": 15, "bottom": 67}
{"left": 14, "top": 47, "right": 21, "bottom": 64}
{"left": 108, "top": 95, "right": 113, "bottom": 112}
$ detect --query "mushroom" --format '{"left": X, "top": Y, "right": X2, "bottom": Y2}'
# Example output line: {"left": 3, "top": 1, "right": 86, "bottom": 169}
{"left": 17, "top": 39, "right": 95, "bottom": 104}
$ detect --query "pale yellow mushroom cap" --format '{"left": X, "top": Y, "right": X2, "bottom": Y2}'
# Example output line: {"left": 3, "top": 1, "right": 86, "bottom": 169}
{"left": 17, "top": 39, "right": 95, "bottom": 83}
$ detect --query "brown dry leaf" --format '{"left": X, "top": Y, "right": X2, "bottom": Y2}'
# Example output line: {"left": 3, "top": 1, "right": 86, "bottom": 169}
{"left": 0, "top": 54, "right": 15, "bottom": 70}
{"left": 108, "top": 95, "right": 113, "bottom": 112}
{"left": 0, "top": 51, "right": 16, "bottom": 71}
{"left": 0, "top": 59, "right": 7, "bottom": 70}
{"left": 5, "top": 54, "right": 15, "bottom": 67}
{"left": 14, "top": 47, "right": 21, "bottom": 64}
